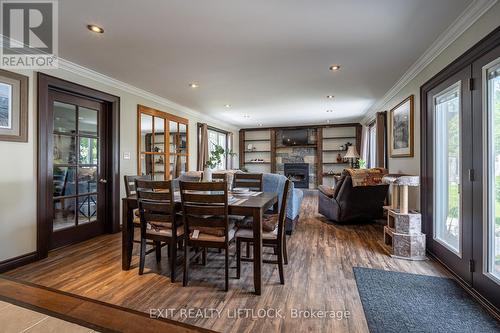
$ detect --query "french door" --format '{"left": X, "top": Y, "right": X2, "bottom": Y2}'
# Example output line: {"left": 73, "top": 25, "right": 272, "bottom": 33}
{"left": 428, "top": 66, "right": 473, "bottom": 284}
{"left": 48, "top": 90, "right": 107, "bottom": 250}
{"left": 472, "top": 45, "right": 500, "bottom": 308}
{"left": 424, "top": 40, "right": 500, "bottom": 310}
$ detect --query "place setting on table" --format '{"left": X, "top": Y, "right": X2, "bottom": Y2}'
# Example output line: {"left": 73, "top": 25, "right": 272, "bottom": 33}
{"left": 121, "top": 174, "right": 283, "bottom": 295}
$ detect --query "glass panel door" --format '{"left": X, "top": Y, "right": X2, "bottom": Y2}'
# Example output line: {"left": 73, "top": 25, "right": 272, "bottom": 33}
{"left": 434, "top": 82, "right": 461, "bottom": 255}
{"left": 428, "top": 66, "right": 473, "bottom": 285}
{"left": 49, "top": 90, "right": 106, "bottom": 250}
{"left": 484, "top": 60, "right": 500, "bottom": 283}
{"left": 473, "top": 48, "right": 500, "bottom": 310}
{"left": 52, "top": 101, "right": 101, "bottom": 231}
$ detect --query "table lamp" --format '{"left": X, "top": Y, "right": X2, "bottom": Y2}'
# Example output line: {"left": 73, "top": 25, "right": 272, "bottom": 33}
{"left": 344, "top": 146, "right": 359, "bottom": 168}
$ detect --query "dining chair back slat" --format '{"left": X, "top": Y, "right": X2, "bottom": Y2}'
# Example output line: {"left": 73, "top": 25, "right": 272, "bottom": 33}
{"left": 124, "top": 175, "right": 151, "bottom": 197}
{"left": 233, "top": 173, "right": 263, "bottom": 191}
{"left": 181, "top": 193, "right": 226, "bottom": 203}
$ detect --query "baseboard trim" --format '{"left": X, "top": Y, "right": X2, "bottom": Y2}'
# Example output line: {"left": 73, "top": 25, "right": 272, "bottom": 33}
{"left": 426, "top": 251, "right": 500, "bottom": 321}
{"left": 0, "top": 252, "right": 38, "bottom": 274}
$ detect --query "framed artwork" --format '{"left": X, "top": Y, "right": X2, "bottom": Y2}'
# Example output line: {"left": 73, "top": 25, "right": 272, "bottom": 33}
{"left": 389, "top": 95, "right": 414, "bottom": 158}
{"left": 0, "top": 69, "right": 28, "bottom": 142}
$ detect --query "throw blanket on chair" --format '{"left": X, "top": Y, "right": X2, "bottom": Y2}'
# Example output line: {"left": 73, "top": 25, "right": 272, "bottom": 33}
{"left": 345, "top": 168, "right": 388, "bottom": 187}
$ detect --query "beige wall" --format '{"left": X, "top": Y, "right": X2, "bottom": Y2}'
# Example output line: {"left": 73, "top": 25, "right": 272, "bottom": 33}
{"left": 0, "top": 65, "right": 239, "bottom": 262}
{"left": 364, "top": 2, "right": 500, "bottom": 211}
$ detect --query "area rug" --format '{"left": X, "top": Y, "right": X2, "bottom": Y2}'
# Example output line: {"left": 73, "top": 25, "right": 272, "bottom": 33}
{"left": 353, "top": 267, "right": 500, "bottom": 333}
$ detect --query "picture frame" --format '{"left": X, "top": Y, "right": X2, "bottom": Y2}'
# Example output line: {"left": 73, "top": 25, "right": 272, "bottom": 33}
{"left": 0, "top": 69, "right": 28, "bottom": 142}
{"left": 389, "top": 95, "right": 414, "bottom": 158}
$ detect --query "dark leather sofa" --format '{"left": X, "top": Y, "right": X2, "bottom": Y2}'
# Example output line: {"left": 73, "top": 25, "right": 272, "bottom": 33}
{"left": 318, "top": 171, "right": 389, "bottom": 222}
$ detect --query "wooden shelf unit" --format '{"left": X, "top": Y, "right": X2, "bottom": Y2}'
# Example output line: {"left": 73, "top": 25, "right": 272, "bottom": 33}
{"left": 239, "top": 123, "right": 361, "bottom": 188}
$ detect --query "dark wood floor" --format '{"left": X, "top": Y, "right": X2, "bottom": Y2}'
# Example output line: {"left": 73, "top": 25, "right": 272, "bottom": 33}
{"left": 4, "top": 191, "right": 449, "bottom": 333}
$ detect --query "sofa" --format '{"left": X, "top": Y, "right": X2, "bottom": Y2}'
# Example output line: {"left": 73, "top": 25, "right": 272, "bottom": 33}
{"left": 174, "top": 171, "right": 304, "bottom": 234}
{"left": 318, "top": 170, "right": 388, "bottom": 223}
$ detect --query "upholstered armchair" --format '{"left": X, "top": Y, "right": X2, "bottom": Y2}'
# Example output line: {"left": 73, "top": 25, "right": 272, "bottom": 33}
{"left": 318, "top": 171, "right": 389, "bottom": 223}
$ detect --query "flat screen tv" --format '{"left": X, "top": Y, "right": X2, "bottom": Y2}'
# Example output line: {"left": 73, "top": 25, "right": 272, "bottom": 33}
{"left": 282, "top": 129, "right": 308, "bottom": 146}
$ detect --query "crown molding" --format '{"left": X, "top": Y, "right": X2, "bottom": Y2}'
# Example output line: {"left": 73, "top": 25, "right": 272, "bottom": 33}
{"left": 361, "top": 0, "right": 498, "bottom": 124}
{"left": 57, "top": 59, "right": 239, "bottom": 131}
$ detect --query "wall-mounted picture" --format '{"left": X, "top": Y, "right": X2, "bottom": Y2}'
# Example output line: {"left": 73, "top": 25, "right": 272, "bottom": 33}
{"left": 390, "top": 95, "right": 414, "bottom": 158}
{"left": 0, "top": 70, "right": 28, "bottom": 142}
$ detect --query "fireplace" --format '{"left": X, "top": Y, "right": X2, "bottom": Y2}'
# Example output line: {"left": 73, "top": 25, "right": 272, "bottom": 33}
{"left": 284, "top": 163, "right": 309, "bottom": 188}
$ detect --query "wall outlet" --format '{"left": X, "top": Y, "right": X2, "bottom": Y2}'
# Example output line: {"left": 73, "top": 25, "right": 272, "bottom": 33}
{"left": 123, "top": 152, "right": 131, "bottom": 160}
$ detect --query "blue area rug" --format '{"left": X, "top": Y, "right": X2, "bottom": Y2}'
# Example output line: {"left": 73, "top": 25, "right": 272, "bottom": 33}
{"left": 353, "top": 267, "right": 500, "bottom": 333}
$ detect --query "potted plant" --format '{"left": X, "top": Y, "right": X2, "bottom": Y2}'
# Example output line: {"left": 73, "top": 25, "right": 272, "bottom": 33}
{"left": 203, "top": 144, "right": 226, "bottom": 181}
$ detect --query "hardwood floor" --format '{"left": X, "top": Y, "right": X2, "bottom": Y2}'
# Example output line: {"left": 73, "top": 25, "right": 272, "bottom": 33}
{"left": 4, "top": 191, "right": 449, "bottom": 333}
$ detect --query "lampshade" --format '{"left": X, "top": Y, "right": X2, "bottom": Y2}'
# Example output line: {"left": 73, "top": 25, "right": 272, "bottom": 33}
{"left": 344, "top": 146, "right": 359, "bottom": 159}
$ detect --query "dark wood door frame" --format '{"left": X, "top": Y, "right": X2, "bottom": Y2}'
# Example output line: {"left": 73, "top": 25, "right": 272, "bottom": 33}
{"left": 37, "top": 73, "right": 120, "bottom": 259}
{"left": 421, "top": 26, "right": 500, "bottom": 311}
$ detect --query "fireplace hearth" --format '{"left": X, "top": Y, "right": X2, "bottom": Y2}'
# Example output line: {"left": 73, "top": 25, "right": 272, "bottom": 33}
{"left": 284, "top": 163, "right": 309, "bottom": 188}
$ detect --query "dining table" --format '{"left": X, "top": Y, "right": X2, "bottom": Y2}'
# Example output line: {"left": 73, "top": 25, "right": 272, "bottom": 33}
{"left": 121, "top": 191, "right": 278, "bottom": 295}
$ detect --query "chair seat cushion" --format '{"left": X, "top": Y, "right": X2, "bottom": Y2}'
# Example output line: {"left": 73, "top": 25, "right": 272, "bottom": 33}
{"left": 189, "top": 227, "right": 236, "bottom": 242}
{"left": 146, "top": 225, "right": 184, "bottom": 237}
{"left": 235, "top": 214, "right": 278, "bottom": 232}
{"left": 235, "top": 227, "right": 277, "bottom": 240}
{"left": 195, "top": 221, "right": 235, "bottom": 237}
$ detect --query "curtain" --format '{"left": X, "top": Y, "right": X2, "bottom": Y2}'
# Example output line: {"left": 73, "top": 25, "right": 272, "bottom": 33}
{"left": 375, "top": 111, "right": 387, "bottom": 168}
{"left": 228, "top": 132, "right": 234, "bottom": 169}
{"left": 360, "top": 125, "right": 369, "bottom": 163}
{"left": 197, "top": 123, "right": 209, "bottom": 171}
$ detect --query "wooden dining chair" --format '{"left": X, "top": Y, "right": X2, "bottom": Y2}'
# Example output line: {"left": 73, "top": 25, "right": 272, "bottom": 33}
{"left": 233, "top": 173, "right": 263, "bottom": 191}
{"left": 135, "top": 180, "right": 184, "bottom": 281}
{"left": 124, "top": 175, "right": 158, "bottom": 253}
{"left": 179, "top": 180, "right": 235, "bottom": 291}
{"left": 233, "top": 173, "right": 263, "bottom": 256}
{"left": 236, "top": 179, "right": 291, "bottom": 285}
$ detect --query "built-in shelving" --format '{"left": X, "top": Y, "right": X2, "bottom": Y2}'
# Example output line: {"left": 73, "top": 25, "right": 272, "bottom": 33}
{"left": 318, "top": 125, "right": 361, "bottom": 187}
{"left": 239, "top": 124, "right": 361, "bottom": 188}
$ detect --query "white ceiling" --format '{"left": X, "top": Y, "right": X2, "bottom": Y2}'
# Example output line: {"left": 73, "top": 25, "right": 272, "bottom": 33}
{"left": 59, "top": 0, "right": 471, "bottom": 127}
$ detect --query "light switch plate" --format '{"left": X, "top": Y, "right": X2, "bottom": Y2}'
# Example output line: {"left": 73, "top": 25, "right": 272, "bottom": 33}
{"left": 123, "top": 152, "right": 131, "bottom": 160}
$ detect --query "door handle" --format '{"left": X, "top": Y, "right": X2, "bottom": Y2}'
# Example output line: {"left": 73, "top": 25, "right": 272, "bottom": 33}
{"left": 99, "top": 179, "right": 108, "bottom": 184}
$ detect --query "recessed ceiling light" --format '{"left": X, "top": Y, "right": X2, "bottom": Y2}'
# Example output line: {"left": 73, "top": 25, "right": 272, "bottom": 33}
{"left": 327, "top": 95, "right": 334, "bottom": 99}
{"left": 326, "top": 110, "right": 333, "bottom": 113}
{"left": 258, "top": 123, "right": 263, "bottom": 127}
{"left": 329, "top": 64, "right": 341, "bottom": 71}
{"left": 188, "top": 83, "right": 199, "bottom": 88}
{"left": 243, "top": 114, "right": 250, "bottom": 118}
{"left": 326, "top": 120, "right": 331, "bottom": 123}
{"left": 224, "top": 104, "right": 231, "bottom": 108}
{"left": 87, "top": 24, "right": 104, "bottom": 34}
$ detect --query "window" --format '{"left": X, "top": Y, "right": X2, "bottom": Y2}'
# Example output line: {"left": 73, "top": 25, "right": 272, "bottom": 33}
{"left": 433, "top": 81, "right": 461, "bottom": 255}
{"left": 137, "top": 105, "right": 189, "bottom": 180}
{"left": 368, "top": 123, "right": 377, "bottom": 168}
{"left": 485, "top": 62, "right": 500, "bottom": 281}
{"left": 208, "top": 128, "right": 228, "bottom": 170}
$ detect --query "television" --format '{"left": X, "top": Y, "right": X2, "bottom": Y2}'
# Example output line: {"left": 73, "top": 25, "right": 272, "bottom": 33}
{"left": 282, "top": 129, "right": 308, "bottom": 146}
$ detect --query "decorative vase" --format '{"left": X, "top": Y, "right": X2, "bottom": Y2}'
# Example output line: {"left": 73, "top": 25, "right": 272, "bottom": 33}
{"left": 203, "top": 167, "right": 212, "bottom": 181}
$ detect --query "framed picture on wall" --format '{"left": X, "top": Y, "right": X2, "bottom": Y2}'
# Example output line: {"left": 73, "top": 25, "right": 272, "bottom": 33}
{"left": 0, "top": 70, "right": 28, "bottom": 142}
{"left": 389, "top": 95, "right": 414, "bottom": 158}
